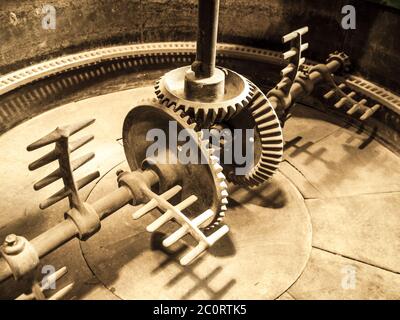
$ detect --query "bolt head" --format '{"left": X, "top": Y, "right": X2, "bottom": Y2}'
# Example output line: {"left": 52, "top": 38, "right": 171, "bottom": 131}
{"left": 4, "top": 234, "right": 17, "bottom": 246}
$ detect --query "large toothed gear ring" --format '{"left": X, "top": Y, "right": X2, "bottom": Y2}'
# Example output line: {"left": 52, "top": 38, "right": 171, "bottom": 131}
{"left": 122, "top": 98, "right": 228, "bottom": 229}
{"left": 223, "top": 85, "right": 284, "bottom": 187}
{"left": 155, "top": 66, "right": 255, "bottom": 126}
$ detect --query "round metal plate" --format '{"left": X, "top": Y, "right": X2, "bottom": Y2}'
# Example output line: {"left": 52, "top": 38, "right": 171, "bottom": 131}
{"left": 81, "top": 162, "right": 312, "bottom": 299}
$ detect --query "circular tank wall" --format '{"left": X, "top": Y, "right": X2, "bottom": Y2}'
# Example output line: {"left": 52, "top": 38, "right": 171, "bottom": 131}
{"left": 0, "top": 0, "right": 399, "bottom": 92}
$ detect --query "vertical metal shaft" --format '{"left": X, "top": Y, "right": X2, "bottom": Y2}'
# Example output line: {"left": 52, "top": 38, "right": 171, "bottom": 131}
{"left": 193, "top": 0, "right": 220, "bottom": 78}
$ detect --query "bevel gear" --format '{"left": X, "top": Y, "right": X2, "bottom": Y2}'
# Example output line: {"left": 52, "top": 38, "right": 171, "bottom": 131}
{"left": 122, "top": 98, "right": 228, "bottom": 229}
{"left": 154, "top": 66, "right": 256, "bottom": 126}
{"left": 221, "top": 85, "right": 284, "bottom": 187}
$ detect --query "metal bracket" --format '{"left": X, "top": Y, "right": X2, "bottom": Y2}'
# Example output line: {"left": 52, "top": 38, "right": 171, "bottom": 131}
{"left": 65, "top": 203, "right": 100, "bottom": 240}
{"left": 0, "top": 235, "right": 39, "bottom": 280}
{"left": 320, "top": 59, "right": 381, "bottom": 121}
{"left": 127, "top": 179, "right": 229, "bottom": 266}
{"left": 267, "top": 26, "right": 309, "bottom": 125}
{"left": 27, "top": 119, "right": 101, "bottom": 240}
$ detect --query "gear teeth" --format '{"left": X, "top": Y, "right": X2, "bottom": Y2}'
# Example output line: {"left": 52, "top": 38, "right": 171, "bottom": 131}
{"left": 196, "top": 130, "right": 204, "bottom": 140}
{"left": 153, "top": 67, "right": 251, "bottom": 229}
{"left": 208, "top": 147, "right": 216, "bottom": 157}
{"left": 182, "top": 115, "right": 190, "bottom": 123}
{"left": 201, "top": 140, "right": 209, "bottom": 150}
{"left": 208, "top": 109, "right": 218, "bottom": 124}
{"left": 130, "top": 97, "right": 228, "bottom": 230}
{"left": 188, "top": 122, "right": 197, "bottom": 130}
{"left": 217, "top": 107, "right": 228, "bottom": 122}
{"left": 210, "top": 155, "right": 220, "bottom": 163}
{"left": 202, "top": 136, "right": 229, "bottom": 230}
{"left": 227, "top": 82, "right": 284, "bottom": 187}
{"left": 154, "top": 67, "right": 256, "bottom": 125}
{"left": 213, "top": 163, "right": 223, "bottom": 173}
{"left": 217, "top": 172, "right": 225, "bottom": 180}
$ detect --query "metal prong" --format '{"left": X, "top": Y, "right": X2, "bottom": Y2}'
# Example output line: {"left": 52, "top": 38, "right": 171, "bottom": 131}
{"left": 71, "top": 153, "right": 95, "bottom": 172}
{"left": 34, "top": 153, "right": 94, "bottom": 190}
{"left": 347, "top": 104, "right": 360, "bottom": 115}
{"left": 347, "top": 99, "right": 366, "bottom": 115}
{"left": 282, "top": 26, "right": 309, "bottom": 43}
{"left": 69, "top": 134, "right": 94, "bottom": 152}
{"left": 41, "top": 267, "right": 68, "bottom": 291}
{"left": 34, "top": 170, "right": 62, "bottom": 191}
{"left": 334, "top": 97, "right": 348, "bottom": 109}
{"left": 281, "top": 64, "right": 295, "bottom": 77}
{"left": 28, "top": 135, "right": 94, "bottom": 172}
{"left": 282, "top": 49, "right": 297, "bottom": 60}
{"left": 192, "top": 209, "right": 215, "bottom": 228}
{"left": 146, "top": 211, "right": 174, "bottom": 233}
{"left": 40, "top": 186, "right": 71, "bottom": 209}
{"left": 162, "top": 209, "right": 215, "bottom": 247}
{"left": 360, "top": 104, "right": 380, "bottom": 121}
{"left": 76, "top": 171, "right": 100, "bottom": 190}
{"left": 64, "top": 119, "right": 95, "bottom": 136}
{"left": 27, "top": 128, "right": 65, "bottom": 151}
{"left": 347, "top": 91, "right": 356, "bottom": 98}
{"left": 27, "top": 120, "right": 95, "bottom": 151}
{"left": 29, "top": 149, "right": 59, "bottom": 171}
{"left": 15, "top": 293, "right": 35, "bottom": 300}
{"left": 324, "top": 89, "right": 336, "bottom": 100}
{"left": 300, "top": 43, "right": 309, "bottom": 52}
{"left": 163, "top": 225, "right": 189, "bottom": 247}
{"left": 48, "top": 283, "right": 74, "bottom": 300}
{"left": 146, "top": 195, "right": 198, "bottom": 232}
{"left": 133, "top": 199, "right": 158, "bottom": 220}
{"left": 132, "top": 185, "right": 182, "bottom": 219}
{"left": 39, "top": 171, "right": 99, "bottom": 209}
{"left": 207, "top": 225, "right": 229, "bottom": 245}
{"left": 180, "top": 242, "right": 208, "bottom": 266}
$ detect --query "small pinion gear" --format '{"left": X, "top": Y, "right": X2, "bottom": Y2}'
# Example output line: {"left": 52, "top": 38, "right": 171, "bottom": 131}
{"left": 155, "top": 66, "right": 255, "bottom": 126}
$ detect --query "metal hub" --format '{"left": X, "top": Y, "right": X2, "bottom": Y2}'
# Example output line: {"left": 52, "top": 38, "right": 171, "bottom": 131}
{"left": 155, "top": 66, "right": 255, "bottom": 125}
{"left": 122, "top": 98, "right": 228, "bottom": 229}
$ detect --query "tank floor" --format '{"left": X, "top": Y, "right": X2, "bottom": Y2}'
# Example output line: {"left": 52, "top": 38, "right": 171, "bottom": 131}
{"left": 0, "top": 87, "right": 399, "bottom": 300}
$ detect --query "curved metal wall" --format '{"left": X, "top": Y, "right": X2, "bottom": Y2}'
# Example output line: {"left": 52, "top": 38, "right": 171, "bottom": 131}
{"left": 0, "top": 0, "right": 399, "bottom": 92}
